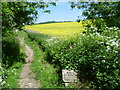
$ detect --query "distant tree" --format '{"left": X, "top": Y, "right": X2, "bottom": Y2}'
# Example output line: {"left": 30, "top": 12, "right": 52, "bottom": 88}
{"left": 2, "top": 2, "right": 56, "bottom": 36}
{"left": 71, "top": 2, "right": 120, "bottom": 29}
{"left": 76, "top": 19, "right": 80, "bottom": 23}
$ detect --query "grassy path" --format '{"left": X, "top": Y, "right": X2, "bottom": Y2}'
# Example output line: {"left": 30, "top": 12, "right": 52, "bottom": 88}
{"left": 18, "top": 38, "right": 40, "bottom": 88}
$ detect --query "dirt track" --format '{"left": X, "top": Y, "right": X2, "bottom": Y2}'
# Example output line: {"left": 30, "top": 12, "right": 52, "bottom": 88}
{"left": 19, "top": 38, "right": 39, "bottom": 88}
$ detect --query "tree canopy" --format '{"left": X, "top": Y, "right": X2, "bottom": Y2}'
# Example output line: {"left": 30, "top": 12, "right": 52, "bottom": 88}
{"left": 71, "top": 2, "right": 120, "bottom": 29}
{"left": 2, "top": 2, "right": 56, "bottom": 36}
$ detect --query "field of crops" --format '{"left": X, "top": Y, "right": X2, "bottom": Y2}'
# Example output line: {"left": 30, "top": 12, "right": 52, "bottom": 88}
{"left": 25, "top": 22, "right": 85, "bottom": 39}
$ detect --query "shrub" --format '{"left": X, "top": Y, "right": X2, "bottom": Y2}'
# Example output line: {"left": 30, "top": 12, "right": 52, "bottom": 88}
{"left": 77, "top": 35, "right": 119, "bottom": 89}
{"left": 2, "top": 36, "right": 22, "bottom": 68}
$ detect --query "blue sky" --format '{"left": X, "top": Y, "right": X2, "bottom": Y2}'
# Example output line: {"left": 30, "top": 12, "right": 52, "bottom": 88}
{"left": 35, "top": 2, "right": 84, "bottom": 23}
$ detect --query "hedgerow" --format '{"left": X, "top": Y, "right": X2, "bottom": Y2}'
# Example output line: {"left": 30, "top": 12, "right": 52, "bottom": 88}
{"left": 45, "top": 27, "right": 119, "bottom": 89}
{"left": 27, "top": 26, "right": 120, "bottom": 89}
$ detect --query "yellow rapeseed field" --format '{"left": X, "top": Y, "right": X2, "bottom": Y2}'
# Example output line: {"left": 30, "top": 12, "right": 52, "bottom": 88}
{"left": 25, "top": 22, "right": 85, "bottom": 39}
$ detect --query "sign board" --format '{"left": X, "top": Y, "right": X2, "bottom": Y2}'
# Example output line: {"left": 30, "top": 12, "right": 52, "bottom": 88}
{"left": 62, "top": 69, "right": 77, "bottom": 83}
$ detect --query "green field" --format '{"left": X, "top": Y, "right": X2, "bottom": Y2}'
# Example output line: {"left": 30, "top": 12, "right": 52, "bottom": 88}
{"left": 25, "top": 22, "right": 85, "bottom": 39}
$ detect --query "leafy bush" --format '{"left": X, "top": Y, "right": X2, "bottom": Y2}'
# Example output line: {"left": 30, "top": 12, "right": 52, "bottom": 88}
{"left": 77, "top": 35, "right": 119, "bottom": 89}
{"left": 2, "top": 36, "right": 24, "bottom": 68}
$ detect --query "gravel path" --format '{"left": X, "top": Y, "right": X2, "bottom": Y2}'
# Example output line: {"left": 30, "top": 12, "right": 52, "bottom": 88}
{"left": 19, "top": 38, "right": 39, "bottom": 88}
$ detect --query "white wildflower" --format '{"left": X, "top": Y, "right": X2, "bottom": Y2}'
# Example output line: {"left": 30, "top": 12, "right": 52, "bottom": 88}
{"left": 1, "top": 81, "right": 6, "bottom": 86}
{"left": 107, "top": 37, "right": 111, "bottom": 39}
{"left": 106, "top": 46, "right": 110, "bottom": 51}
{"left": 102, "top": 60, "right": 105, "bottom": 63}
{"left": 0, "top": 77, "right": 2, "bottom": 82}
{"left": 106, "top": 27, "right": 109, "bottom": 29}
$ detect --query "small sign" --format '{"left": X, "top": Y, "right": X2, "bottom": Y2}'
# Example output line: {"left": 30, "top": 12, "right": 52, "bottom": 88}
{"left": 62, "top": 69, "right": 77, "bottom": 83}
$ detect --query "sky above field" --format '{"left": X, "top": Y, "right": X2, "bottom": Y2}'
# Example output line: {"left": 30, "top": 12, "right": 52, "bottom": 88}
{"left": 35, "top": 2, "right": 84, "bottom": 23}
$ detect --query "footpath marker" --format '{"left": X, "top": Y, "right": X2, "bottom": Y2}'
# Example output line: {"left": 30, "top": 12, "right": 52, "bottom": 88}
{"left": 62, "top": 69, "right": 78, "bottom": 86}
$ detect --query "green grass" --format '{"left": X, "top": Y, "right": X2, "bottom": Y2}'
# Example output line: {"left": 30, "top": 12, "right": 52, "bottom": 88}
{"left": 19, "top": 30, "right": 64, "bottom": 88}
